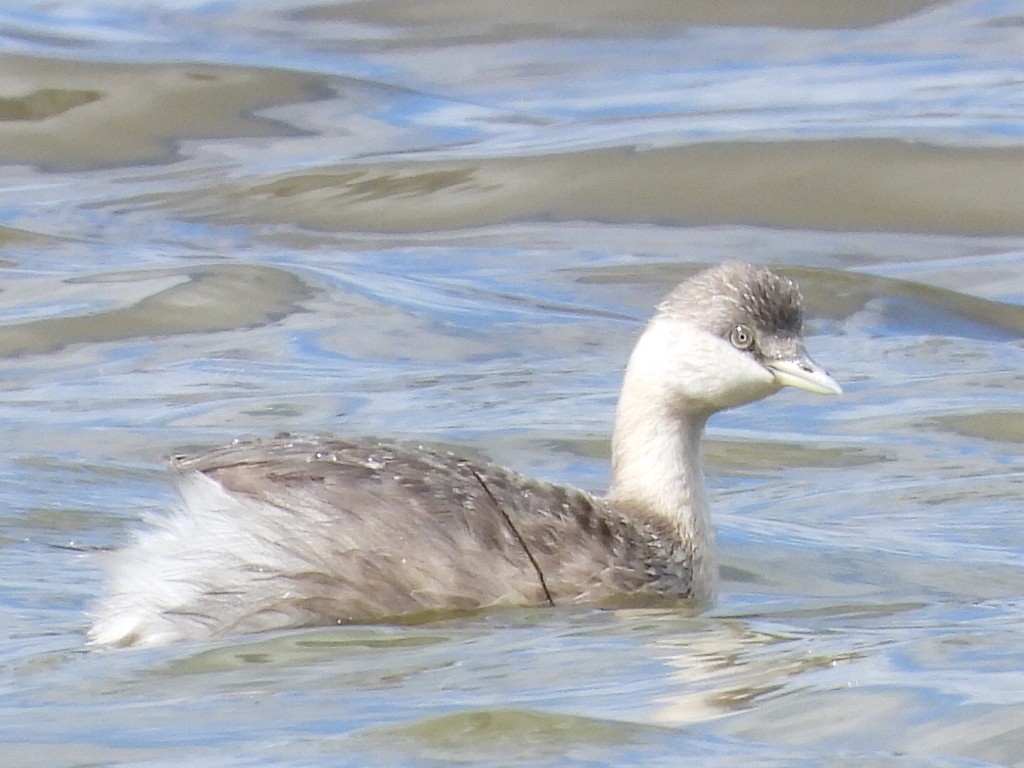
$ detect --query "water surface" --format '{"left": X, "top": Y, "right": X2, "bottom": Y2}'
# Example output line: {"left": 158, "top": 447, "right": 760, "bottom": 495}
{"left": 0, "top": 1, "right": 1022, "bottom": 766}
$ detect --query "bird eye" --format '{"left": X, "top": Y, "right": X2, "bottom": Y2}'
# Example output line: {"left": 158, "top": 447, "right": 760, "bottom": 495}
{"left": 729, "top": 324, "right": 755, "bottom": 350}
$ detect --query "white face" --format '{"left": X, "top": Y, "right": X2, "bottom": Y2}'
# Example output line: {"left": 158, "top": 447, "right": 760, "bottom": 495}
{"left": 641, "top": 313, "right": 843, "bottom": 413}
{"left": 630, "top": 318, "right": 781, "bottom": 415}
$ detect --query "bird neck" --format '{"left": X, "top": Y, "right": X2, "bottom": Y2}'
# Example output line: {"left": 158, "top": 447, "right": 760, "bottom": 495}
{"left": 609, "top": 394, "right": 710, "bottom": 538}
{"left": 607, "top": 345, "right": 718, "bottom": 599}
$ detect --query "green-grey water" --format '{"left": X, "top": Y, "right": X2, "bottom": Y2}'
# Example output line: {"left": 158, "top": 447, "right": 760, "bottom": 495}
{"left": 1, "top": 2, "right": 1023, "bottom": 766}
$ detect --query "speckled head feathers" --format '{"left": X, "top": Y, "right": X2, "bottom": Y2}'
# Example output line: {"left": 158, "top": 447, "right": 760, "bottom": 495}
{"left": 657, "top": 262, "right": 803, "bottom": 339}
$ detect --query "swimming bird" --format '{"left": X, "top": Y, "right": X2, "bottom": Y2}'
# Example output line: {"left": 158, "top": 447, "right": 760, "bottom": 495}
{"left": 89, "top": 261, "right": 841, "bottom": 648}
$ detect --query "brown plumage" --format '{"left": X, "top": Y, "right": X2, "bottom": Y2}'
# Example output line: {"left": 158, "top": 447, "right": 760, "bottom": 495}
{"left": 89, "top": 262, "right": 841, "bottom": 647}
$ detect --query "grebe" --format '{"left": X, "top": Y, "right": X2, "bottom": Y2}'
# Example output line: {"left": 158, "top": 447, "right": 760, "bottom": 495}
{"left": 89, "top": 261, "right": 841, "bottom": 647}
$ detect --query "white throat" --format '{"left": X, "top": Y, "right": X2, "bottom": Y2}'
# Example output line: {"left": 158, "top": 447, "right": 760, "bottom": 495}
{"left": 607, "top": 321, "right": 728, "bottom": 600}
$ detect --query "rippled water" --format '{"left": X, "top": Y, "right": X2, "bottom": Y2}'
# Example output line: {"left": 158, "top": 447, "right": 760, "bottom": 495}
{"left": 1, "top": 1, "right": 1023, "bottom": 766}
